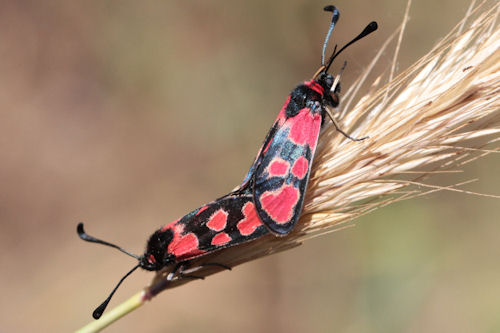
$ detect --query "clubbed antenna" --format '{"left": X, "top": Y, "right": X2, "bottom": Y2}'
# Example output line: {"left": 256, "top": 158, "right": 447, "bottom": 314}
{"left": 321, "top": 5, "right": 340, "bottom": 66}
{"left": 77, "top": 223, "right": 140, "bottom": 259}
{"left": 92, "top": 264, "right": 141, "bottom": 319}
{"left": 324, "top": 21, "right": 378, "bottom": 73}
{"left": 77, "top": 223, "right": 142, "bottom": 319}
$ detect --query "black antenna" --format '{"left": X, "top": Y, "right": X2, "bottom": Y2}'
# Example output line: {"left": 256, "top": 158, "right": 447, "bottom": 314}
{"left": 92, "top": 264, "right": 141, "bottom": 319}
{"left": 77, "top": 222, "right": 143, "bottom": 319}
{"left": 321, "top": 5, "right": 340, "bottom": 66}
{"left": 324, "top": 21, "right": 378, "bottom": 74}
{"left": 77, "top": 222, "right": 140, "bottom": 259}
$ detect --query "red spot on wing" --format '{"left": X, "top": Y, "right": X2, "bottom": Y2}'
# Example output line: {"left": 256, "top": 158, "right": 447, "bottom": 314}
{"left": 268, "top": 158, "right": 289, "bottom": 177}
{"left": 196, "top": 205, "right": 209, "bottom": 216}
{"left": 291, "top": 156, "right": 309, "bottom": 179}
{"left": 237, "top": 202, "right": 263, "bottom": 236}
{"left": 259, "top": 185, "right": 299, "bottom": 224}
{"left": 211, "top": 232, "right": 232, "bottom": 246}
{"left": 206, "top": 209, "right": 228, "bottom": 231}
{"left": 288, "top": 109, "right": 322, "bottom": 150}
{"left": 168, "top": 232, "right": 204, "bottom": 260}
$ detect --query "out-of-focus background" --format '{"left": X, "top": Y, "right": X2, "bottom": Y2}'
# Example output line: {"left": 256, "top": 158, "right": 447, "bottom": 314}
{"left": 1, "top": 1, "right": 498, "bottom": 332}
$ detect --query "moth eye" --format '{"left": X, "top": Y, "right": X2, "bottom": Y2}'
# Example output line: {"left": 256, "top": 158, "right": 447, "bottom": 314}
{"left": 326, "top": 76, "right": 334, "bottom": 88}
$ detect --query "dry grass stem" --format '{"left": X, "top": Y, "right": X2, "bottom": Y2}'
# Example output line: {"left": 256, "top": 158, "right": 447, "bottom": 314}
{"left": 78, "top": 1, "right": 500, "bottom": 331}
{"left": 153, "top": 3, "right": 500, "bottom": 282}
{"left": 150, "top": 0, "right": 500, "bottom": 290}
{"left": 147, "top": 3, "right": 500, "bottom": 288}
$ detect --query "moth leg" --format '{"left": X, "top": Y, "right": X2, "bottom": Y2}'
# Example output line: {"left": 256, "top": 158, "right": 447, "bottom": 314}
{"left": 324, "top": 107, "right": 369, "bottom": 141}
{"left": 200, "top": 262, "right": 232, "bottom": 271}
{"left": 168, "top": 262, "right": 205, "bottom": 280}
{"left": 178, "top": 273, "right": 205, "bottom": 280}
{"left": 172, "top": 262, "right": 232, "bottom": 281}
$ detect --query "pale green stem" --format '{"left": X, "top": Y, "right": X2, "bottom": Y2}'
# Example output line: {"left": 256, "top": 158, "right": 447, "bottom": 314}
{"left": 75, "top": 291, "right": 146, "bottom": 333}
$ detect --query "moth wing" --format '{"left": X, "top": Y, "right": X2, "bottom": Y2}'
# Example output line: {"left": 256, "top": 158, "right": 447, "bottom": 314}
{"left": 167, "top": 193, "right": 267, "bottom": 261}
{"left": 252, "top": 106, "right": 322, "bottom": 235}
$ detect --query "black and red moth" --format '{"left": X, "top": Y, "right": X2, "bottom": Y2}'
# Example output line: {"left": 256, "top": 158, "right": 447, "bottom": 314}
{"left": 78, "top": 6, "right": 377, "bottom": 319}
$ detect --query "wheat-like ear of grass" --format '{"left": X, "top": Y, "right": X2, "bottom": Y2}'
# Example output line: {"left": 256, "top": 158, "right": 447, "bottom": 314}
{"left": 76, "top": 2, "right": 500, "bottom": 332}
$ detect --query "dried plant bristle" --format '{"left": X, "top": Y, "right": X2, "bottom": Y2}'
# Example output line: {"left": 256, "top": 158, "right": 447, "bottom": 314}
{"left": 148, "top": 1, "right": 500, "bottom": 290}
{"left": 304, "top": 0, "right": 500, "bottom": 237}
{"left": 76, "top": 2, "right": 500, "bottom": 331}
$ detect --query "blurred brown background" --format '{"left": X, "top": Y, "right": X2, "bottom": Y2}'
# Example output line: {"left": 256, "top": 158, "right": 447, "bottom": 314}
{"left": 1, "top": 1, "right": 499, "bottom": 332}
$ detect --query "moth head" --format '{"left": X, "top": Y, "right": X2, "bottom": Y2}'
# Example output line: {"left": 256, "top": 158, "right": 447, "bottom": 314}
{"left": 141, "top": 229, "right": 176, "bottom": 271}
